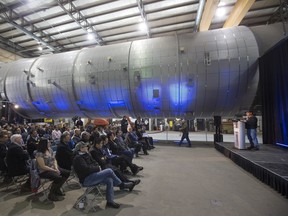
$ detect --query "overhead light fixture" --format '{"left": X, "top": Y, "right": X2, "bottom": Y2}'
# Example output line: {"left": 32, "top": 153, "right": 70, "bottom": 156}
{"left": 87, "top": 28, "right": 93, "bottom": 33}
{"left": 215, "top": 7, "right": 226, "bottom": 17}
{"left": 38, "top": 46, "right": 43, "bottom": 51}
{"left": 139, "top": 22, "right": 148, "bottom": 32}
{"left": 14, "top": 104, "right": 19, "bottom": 109}
{"left": 87, "top": 33, "right": 94, "bottom": 40}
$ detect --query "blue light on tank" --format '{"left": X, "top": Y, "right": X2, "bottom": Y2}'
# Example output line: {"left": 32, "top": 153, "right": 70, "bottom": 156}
{"left": 109, "top": 100, "right": 125, "bottom": 106}
{"left": 53, "top": 98, "right": 70, "bottom": 110}
{"left": 77, "top": 99, "right": 99, "bottom": 110}
{"left": 32, "top": 100, "right": 50, "bottom": 111}
{"left": 169, "top": 83, "right": 190, "bottom": 107}
{"left": 18, "top": 100, "right": 30, "bottom": 109}
{"left": 137, "top": 84, "right": 161, "bottom": 111}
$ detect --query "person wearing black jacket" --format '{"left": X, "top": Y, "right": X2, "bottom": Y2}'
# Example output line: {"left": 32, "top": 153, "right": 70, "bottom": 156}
{"left": 89, "top": 137, "right": 141, "bottom": 185}
{"left": 101, "top": 134, "right": 143, "bottom": 175}
{"left": 6, "top": 134, "right": 31, "bottom": 191}
{"left": 245, "top": 111, "right": 259, "bottom": 150}
{"left": 120, "top": 116, "right": 129, "bottom": 135}
{"left": 73, "top": 141, "right": 134, "bottom": 209}
{"left": 0, "top": 131, "right": 10, "bottom": 182}
{"left": 26, "top": 129, "right": 39, "bottom": 159}
{"left": 56, "top": 131, "right": 74, "bottom": 171}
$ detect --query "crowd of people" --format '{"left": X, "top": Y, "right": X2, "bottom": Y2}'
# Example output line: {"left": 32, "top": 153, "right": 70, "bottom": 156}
{"left": 0, "top": 115, "right": 155, "bottom": 209}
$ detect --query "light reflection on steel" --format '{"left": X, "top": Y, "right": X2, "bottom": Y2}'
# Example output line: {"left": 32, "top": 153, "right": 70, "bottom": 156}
{"left": 0, "top": 26, "right": 259, "bottom": 119}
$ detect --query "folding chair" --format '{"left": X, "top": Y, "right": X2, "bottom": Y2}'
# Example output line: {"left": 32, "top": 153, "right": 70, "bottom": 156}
{"left": 65, "top": 169, "right": 81, "bottom": 189}
{"left": 73, "top": 173, "right": 105, "bottom": 213}
{"left": 4, "top": 157, "right": 29, "bottom": 194}
{"left": 5, "top": 174, "right": 29, "bottom": 194}
{"left": 30, "top": 158, "right": 52, "bottom": 201}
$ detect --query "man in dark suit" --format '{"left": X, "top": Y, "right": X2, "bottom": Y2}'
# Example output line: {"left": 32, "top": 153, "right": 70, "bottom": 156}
{"left": 6, "top": 134, "right": 31, "bottom": 191}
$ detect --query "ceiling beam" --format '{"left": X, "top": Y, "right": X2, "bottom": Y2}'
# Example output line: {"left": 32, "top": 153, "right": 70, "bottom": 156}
{"left": 0, "top": 35, "right": 31, "bottom": 58}
{"left": 0, "top": 2, "right": 61, "bottom": 53}
{"left": 57, "top": 0, "right": 104, "bottom": 45}
{"left": 193, "top": 0, "right": 205, "bottom": 32}
{"left": 223, "top": 0, "right": 256, "bottom": 28}
{"left": 199, "top": 0, "right": 220, "bottom": 32}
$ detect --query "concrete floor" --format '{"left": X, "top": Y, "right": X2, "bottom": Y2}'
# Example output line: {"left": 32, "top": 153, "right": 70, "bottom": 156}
{"left": 0, "top": 142, "right": 286, "bottom": 216}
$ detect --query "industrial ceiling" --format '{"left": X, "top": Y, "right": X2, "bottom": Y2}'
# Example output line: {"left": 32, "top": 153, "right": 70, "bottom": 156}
{"left": 0, "top": 0, "right": 286, "bottom": 62}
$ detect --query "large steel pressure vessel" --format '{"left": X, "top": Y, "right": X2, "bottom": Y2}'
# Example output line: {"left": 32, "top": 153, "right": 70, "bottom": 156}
{"left": 0, "top": 26, "right": 259, "bottom": 119}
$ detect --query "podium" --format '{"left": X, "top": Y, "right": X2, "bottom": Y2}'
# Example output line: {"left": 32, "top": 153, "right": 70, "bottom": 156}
{"left": 233, "top": 121, "right": 245, "bottom": 149}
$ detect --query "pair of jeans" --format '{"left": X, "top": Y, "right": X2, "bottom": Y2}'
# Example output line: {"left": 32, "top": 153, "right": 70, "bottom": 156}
{"left": 247, "top": 128, "right": 259, "bottom": 148}
{"left": 179, "top": 132, "right": 191, "bottom": 146}
{"left": 82, "top": 168, "right": 121, "bottom": 202}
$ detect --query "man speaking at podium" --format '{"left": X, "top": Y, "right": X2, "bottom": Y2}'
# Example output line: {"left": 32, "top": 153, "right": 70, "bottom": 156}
{"left": 244, "top": 111, "right": 259, "bottom": 151}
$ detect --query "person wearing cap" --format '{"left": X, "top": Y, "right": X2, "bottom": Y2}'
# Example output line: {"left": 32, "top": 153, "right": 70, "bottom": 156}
{"left": 73, "top": 141, "right": 135, "bottom": 209}
{"left": 244, "top": 111, "right": 259, "bottom": 150}
{"left": 80, "top": 131, "right": 91, "bottom": 146}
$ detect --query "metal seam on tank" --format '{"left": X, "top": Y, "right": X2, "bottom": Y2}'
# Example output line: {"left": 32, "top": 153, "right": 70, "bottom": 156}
{"left": 94, "top": 60, "right": 105, "bottom": 117}
{"left": 229, "top": 28, "right": 243, "bottom": 116}
{"left": 119, "top": 45, "right": 132, "bottom": 117}
{"left": 203, "top": 39, "right": 208, "bottom": 116}
{"left": 106, "top": 54, "right": 115, "bottom": 117}
{"left": 3, "top": 63, "right": 29, "bottom": 119}
{"left": 194, "top": 38, "right": 199, "bottom": 116}
{"left": 84, "top": 61, "right": 97, "bottom": 116}
{"left": 191, "top": 34, "right": 197, "bottom": 117}
{"left": 237, "top": 27, "right": 251, "bottom": 111}
{"left": 3, "top": 63, "right": 11, "bottom": 101}
{"left": 25, "top": 57, "right": 43, "bottom": 116}
{"left": 223, "top": 28, "right": 231, "bottom": 114}
{"left": 127, "top": 41, "right": 136, "bottom": 117}
{"left": 72, "top": 49, "right": 90, "bottom": 118}
{"left": 215, "top": 31, "right": 221, "bottom": 115}
{"left": 58, "top": 52, "right": 79, "bottom": 116}
{"left": 176, "top": 33, "right": 180, "bottom": 116}
{"left": 241, "top": 28, "right": 251, "bottom": 94}
{"left": 234, "top": 28, "right": 241, "bottom": 100}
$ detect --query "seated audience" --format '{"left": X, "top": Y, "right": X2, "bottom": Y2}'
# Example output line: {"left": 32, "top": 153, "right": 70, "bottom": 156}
{"left": 126, "top": 126, "right": 148, "bottom": 156}
{"left": 108, "top": 131, "right": 134, "bottom": 162}
{"left": 71, "top": 128, "right": 81, "bottom": 147}
{"left": 101, "top": 135, "right": 143, "bottom": 174}
{"left": 89, "top": 137, "right": 141, "bottom": 185}
{"left": 73, "top": 141, "right": 135, "bottom": 209}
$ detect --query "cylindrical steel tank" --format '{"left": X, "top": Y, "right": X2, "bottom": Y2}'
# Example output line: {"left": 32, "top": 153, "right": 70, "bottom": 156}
{"left": 0, "top": 26, "right": 260, "bottom": 119}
